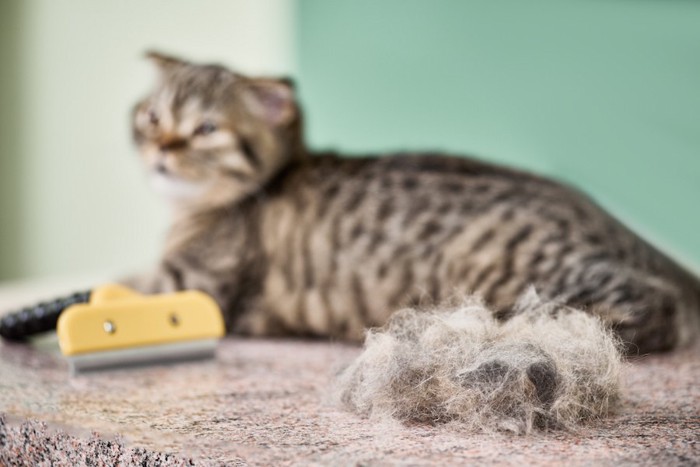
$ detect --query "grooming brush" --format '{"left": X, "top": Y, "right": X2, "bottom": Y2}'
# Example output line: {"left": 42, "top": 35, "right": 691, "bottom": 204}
{"left": 1, "top": 284, "right": 226, "bottom": 373}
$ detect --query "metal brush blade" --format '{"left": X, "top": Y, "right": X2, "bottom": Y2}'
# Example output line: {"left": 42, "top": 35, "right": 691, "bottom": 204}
{"left": 67, "top": 338, "right": 219, "bottom": 373}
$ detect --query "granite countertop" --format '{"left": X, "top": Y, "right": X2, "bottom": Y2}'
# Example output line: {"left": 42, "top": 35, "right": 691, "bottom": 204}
{"left": 0, "top": 280, "right": 699, "bottom": 466}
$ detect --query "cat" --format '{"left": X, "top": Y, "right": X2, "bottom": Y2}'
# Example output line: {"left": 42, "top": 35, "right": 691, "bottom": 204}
{"left": 128, "top": 51, "right": 699, "bottom": 352}
{"left": 125, "top": 51, "right": 699, "bottom": 431}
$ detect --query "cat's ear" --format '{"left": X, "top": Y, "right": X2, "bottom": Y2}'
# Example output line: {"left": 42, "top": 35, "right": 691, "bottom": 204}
{"left": 278, "top": 76, "right": 296, "bottom": 90}
{"left": 144, "top": 50, "right": 187, "bottom": 75}
{"left": 243, "top": 78, "right": 297, "bottom": 126}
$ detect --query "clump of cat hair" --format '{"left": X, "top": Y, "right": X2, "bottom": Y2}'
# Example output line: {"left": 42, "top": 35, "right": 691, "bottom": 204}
{"left": 334, "top": 289, "right": 623, "bottom": 434}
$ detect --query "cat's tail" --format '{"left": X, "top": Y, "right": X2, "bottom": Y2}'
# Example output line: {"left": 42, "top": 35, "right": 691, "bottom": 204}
{"left": 334, "top": 289, "right": 623, "bottom": 434}
{"left": 664, "top": 261, "right": 700, "bottom": 348}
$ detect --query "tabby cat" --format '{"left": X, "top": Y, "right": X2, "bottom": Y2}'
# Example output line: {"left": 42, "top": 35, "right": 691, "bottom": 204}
{"left": 126, "top": 51, "right": 700, "bottom": 357}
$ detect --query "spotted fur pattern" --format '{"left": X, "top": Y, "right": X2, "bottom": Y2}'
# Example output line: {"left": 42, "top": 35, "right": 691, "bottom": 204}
{"left": 126, "top": 52, "right": 700, "bottom": 355}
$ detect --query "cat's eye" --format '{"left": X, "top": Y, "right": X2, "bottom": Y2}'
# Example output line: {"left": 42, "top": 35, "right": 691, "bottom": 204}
{"left": 148, "top": 110, "right": 159, "bottom": 126}
{"left": 193, "top": 121, "right": 217, "bottom": 136}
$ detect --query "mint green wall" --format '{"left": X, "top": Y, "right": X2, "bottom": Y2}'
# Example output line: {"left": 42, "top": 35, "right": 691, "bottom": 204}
{"left": 2, "top": 1, "right": 697, "bottom": 282}
{"left": 297, "top": 0, "right": 700, "bottom": 271}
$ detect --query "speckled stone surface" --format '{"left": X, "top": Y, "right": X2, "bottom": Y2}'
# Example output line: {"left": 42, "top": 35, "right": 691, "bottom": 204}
{"left": 0, "top": 282, "right": 698, "bottom": 466}
{"left": 1, "top": 335, "right": 699, "bottom": 466}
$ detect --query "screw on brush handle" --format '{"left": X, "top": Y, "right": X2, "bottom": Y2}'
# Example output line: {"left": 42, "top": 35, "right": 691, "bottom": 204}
{"left": 0, "top": 290, "right": 91, "bottom": 341}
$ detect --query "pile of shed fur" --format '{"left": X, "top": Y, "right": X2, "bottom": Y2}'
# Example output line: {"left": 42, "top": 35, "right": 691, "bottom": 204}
{"left": 335, "top": 289, "right": 623, "bottom": 434}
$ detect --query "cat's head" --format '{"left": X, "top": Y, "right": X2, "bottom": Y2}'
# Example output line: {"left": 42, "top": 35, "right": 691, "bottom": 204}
{"left": 132, "top": 51, "right": 303, "bottom": 209}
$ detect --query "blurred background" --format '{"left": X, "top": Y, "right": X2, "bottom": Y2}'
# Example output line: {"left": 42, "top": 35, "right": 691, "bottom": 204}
{"left": 0, "top": 0, "right": 698, "bottom": 287}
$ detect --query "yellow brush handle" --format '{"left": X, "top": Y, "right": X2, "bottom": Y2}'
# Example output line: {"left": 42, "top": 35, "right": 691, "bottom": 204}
{"left": 89, "top": 283, "right": 142, "bottom": 304}
{"left": 57, "top": 286, "right": 225, "bottom": 356}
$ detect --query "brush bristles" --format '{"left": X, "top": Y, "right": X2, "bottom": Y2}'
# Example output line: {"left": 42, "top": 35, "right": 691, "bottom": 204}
{"left": 334, "top": 289, "right": 623, "bottom": 434}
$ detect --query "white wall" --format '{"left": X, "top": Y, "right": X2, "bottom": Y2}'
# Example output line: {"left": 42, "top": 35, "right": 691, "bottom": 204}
{"left": 0, "top": 0, "right": 296, "bottom": 281}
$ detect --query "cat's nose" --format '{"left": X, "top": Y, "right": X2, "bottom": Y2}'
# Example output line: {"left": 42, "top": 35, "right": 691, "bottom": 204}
{"left": 155, "top": 161, "right": 168, "bottom": 174}
{"left": 159, "top": 137, "right": 187, "bottom": 152}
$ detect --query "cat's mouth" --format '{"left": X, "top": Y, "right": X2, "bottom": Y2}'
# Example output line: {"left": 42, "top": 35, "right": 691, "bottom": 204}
{"left": 149, "top": 169, "right": 210, "bottom": 202}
